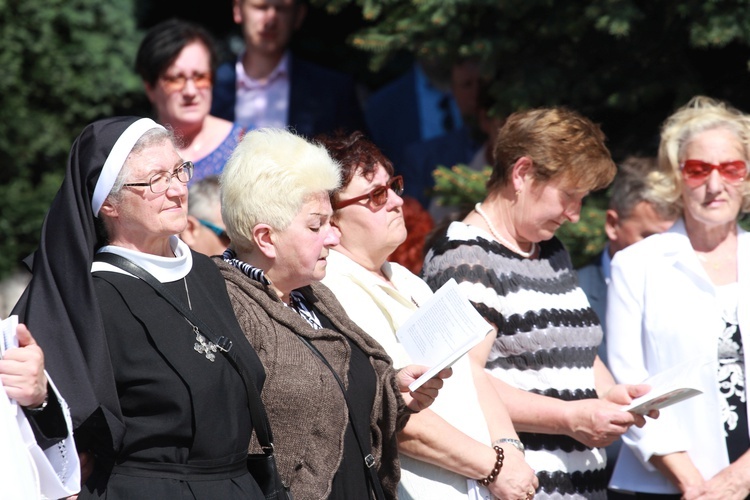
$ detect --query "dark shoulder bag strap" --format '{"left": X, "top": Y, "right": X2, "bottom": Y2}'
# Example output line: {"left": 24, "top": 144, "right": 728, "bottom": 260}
{"left": 93, "top": 252, "right": 275, "bottom": 451}
{"left": 295, "top": 335, "right": 387, "bottom": 500}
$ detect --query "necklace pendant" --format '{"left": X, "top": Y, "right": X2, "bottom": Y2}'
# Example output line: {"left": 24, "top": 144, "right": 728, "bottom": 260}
{"left": 193, "top": 328, "right": 218, "bottom": 362}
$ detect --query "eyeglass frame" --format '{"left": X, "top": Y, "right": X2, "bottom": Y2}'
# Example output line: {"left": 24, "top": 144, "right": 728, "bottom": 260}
{"left": 160, "top": 72, "right": 213, "bottom": 93}
{"left": 333, "top": 175, "right": 404, "bottom": 210}
{"left": 123, "top": 161, "right": 194, "bottom": 194}
{"left": 680, "top": 159, "right": 748, "bottom": 187}
{"left": 198, "top": 219, "right": 230, "bottom": 242}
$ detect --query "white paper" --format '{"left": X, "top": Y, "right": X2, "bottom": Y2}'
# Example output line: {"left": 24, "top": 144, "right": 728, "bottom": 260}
{"left": 622, "top": 357, "right": 708, "bottom": 415}
{"left": 0, "top": 315, "right": 18, "bottom": 359}
{"left": 396, "top": 279, "right": 492, "bottom": 391}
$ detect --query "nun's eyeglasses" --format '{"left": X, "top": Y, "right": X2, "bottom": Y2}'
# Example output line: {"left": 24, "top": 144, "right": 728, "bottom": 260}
{"left": 124, "top": 161, "right": 194, "bottom": 194}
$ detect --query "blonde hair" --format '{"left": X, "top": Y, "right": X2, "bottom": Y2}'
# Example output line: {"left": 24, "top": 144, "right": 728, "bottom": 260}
{"left": 657, "top": 95, "right": 750, "bottom": 212}
{"left": 220, "top": 128, "right": 341, "bottom": 254}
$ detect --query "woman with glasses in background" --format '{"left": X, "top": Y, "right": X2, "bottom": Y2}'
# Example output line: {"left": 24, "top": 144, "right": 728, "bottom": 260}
{"left": 181, "top": 176, "right": 232, "bottom": 257}
{"left": 136, "top": 18, "right": 244, "bottom": 182}
{"left": 607, "top": 96, "right": 750, "bottom": 499}
{"left": 14, "top": 117, "right": 268, "bottom": 498}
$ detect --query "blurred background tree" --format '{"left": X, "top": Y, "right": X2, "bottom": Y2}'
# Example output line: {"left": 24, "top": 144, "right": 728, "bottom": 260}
{"left": 315, "top": 0, "right": 750, "bottom": 264}
{"left": 4, "top": 0, "right": 750, "bottom": 279}
{"left": 0, "top": 0, "right": 145, "bottom": 276}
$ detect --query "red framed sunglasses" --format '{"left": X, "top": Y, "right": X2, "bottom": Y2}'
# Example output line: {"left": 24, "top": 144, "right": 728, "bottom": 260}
{"left": 680, "top": 159, "right": 748, "bottom": 187}
{"left": 334, "top": 176, "right": 404, "bottom": 209}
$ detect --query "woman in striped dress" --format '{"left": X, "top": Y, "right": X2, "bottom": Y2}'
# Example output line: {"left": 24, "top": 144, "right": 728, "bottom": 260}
{"left": 422, "top": 107, "right": 656, "bottom": 499}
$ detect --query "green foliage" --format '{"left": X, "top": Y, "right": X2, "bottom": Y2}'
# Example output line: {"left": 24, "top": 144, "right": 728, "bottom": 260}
{"left": 0, "top": 172, "right": 63, "bottom": 277}
{"left": 556, "top": 205, "right": 608, "bottom": 269}
{"left": 0, "top": 0, "right": 144, "bottom": 278}
{"left": 432, "top": 164, "right": 608, "bottom": 266}
{"left": 432, "top": 164, "right": 492, "bottom": 213}
{"left": 315, "top": 0, "right": 750, "bottom": 160}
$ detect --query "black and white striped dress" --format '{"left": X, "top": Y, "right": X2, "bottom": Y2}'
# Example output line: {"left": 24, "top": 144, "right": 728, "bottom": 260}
{"left": 422, "top": 221, "right": 607, "bottom": 499}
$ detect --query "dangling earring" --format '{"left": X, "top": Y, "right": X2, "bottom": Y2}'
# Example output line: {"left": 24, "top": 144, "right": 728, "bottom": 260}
{"left": 515, "top": 189, "right": 521, "bottom": 198}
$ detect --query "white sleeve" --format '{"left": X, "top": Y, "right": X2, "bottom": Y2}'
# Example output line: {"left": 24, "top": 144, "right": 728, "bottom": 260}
{"left": 606, "top": 250, "right": 690, "bottom": 470}
{"left": 31, "top": 374, "right": 81, "bottom": 499}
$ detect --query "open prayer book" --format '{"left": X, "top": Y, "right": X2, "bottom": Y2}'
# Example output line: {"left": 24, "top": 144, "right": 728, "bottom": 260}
{"left": 622, "top": 357, "right": 708, "bottom": 415}
{"left": 396, "top": 278, "right": 493, "bottom": 391}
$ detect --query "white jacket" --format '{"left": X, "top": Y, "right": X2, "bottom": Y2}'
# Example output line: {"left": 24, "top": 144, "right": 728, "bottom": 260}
{"left": 322, "top": 249, "right": 493, "bottom": 500}
{"left": 0, "top": 375, "right": 80, "bottom": 499}
{"left": 606, "top": 218, "right": 750, "bottom": 494}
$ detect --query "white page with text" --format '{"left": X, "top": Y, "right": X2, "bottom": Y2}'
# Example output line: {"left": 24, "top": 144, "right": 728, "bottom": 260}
{"left": 396, "top": 278, "right": 492, "bottom": 391}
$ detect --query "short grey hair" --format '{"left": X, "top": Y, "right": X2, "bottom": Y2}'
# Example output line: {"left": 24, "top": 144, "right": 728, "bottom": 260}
{"left": 108, "top": 127, "right": 176, "bottom": 202}
{"left": 188, "top": 176, "right": 221, "bottom": 220}
{"left": 609, "top": 156, "right": 680, "bottom": 221}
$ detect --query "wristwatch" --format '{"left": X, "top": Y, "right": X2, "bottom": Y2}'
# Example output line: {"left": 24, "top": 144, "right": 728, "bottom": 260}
{"left": 493, "top": 438, "right": 525, "bottom": 455}
{"left": 26, "top": 394, "right": 49, "bottom": 414}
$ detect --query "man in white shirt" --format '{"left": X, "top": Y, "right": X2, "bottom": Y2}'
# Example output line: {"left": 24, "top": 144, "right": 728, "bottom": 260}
{"left": 212, "top": 0, "right": 366, "bottom": 137}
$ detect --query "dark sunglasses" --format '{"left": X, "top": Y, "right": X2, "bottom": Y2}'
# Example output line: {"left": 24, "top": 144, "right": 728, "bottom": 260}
{"left": 198, "top": 219, "right": 230, "bottom": 242}
{"left": 334, "top": 176, "right": 404, "bottom": 209}
{"left": 680, "top": 159, "right": 748, "bottom": 187}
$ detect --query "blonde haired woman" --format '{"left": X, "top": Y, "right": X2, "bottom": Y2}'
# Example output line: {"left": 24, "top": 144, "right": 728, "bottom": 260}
{"left": 216, "top": 128, "right": 448, "bottom": 499}
{"left": 607, "top": 96, "right": 750, "bottom": 499}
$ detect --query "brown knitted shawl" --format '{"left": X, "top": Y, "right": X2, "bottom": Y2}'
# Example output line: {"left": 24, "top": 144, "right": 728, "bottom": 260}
{"left": 215, "top": 259, "right": 409, "bottom": 500}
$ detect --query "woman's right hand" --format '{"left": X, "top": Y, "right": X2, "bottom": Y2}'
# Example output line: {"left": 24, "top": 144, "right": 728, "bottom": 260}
{"left": 563, "top": 397, "right": 646, "bottom": 448}
{"left": 488, "top": 445, "right": 538, "bottom": 500}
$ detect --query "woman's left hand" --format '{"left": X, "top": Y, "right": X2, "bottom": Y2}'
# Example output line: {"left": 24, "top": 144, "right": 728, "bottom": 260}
{"left": 0, "top": 324, "right": 48, "bottom": 408}
{"left": 682, "top": 459, "right": 750, "bottom": 500}
{"left": 396, "top": 365, "right": 452, "bottom": 412}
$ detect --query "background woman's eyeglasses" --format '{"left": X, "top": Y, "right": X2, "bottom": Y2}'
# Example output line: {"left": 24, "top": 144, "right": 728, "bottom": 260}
{"left": 124, "top": 161, "right": 194, "bottom": 194}
{"left": 680, "top": 159, "right": 748, "bottom": 187}
{"left": 160, "top": 72, "right": 212, "bottom": 93}
{"left": 334, "top": 175, "right": 404, "bottom": 209}
{"left": 198, "top": 219, "right": 230, "bottom": 243}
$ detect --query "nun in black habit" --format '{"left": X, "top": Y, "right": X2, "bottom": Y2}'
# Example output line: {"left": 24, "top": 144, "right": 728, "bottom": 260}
{"left": 13, "top": 116, "right": 267, "bottom": 498}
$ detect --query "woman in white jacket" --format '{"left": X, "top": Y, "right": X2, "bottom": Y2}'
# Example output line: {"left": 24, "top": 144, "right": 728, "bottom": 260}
{"left": 607, "top": 96, "right": 750, "bottom": 499}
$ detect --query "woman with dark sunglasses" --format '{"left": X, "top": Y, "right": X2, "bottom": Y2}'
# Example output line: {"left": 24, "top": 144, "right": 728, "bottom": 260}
{"left": 319, "top": 131, "right": 539, "bottom": 500}
{"left": 135, "top": 19, "right": 244, "bottom": 182}
{"left": 606, "top": 96, "right": 750, "bottom": 499}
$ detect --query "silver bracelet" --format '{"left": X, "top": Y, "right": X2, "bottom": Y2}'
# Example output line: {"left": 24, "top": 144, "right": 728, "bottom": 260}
{"left": 492, "top": 438, "right": 525, "bottom": 455}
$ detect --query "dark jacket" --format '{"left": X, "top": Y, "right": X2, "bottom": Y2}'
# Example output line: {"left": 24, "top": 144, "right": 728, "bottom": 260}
{"left": 211, "top": 54, "right": 366, "bottom": 139}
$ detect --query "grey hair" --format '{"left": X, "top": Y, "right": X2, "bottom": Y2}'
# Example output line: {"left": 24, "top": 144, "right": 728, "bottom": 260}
{"left": 609, "top": 156, "right": 680, "bottom": 220}
{"left": 188, "top": 175, "right": 221, "bottom": 220}
{"left": 108, "top": 127, "right": 176, "bottom": 202}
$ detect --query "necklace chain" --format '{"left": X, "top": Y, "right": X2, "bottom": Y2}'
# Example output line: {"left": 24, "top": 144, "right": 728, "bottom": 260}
{"left": 474, "top": 202, "right": 537, "bottom": 258}
{"left": 183, "top": 277, "right": 193, "bottom": 310}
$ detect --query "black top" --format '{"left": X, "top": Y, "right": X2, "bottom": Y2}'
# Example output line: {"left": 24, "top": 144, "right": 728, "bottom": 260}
{"left": 721, "top": 323, "right": 750, "bottom": 463}
{"left": 80, "top": 254, "right": 266, "bottom": 499}
{"left": 315, "top": 309, "right": 377, "bottom": 500}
